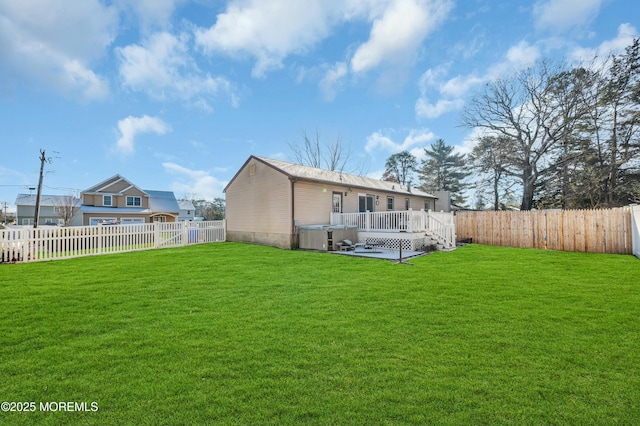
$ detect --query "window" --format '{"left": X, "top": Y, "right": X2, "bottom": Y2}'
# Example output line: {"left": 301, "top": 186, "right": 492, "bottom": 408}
{"left": 103, "top": 195, "right": 112, "bottom": 206}
{"left": 387, "top": 196, "right": 394, "bottom": 210}
{"left": 405, "top": 198, "right": 410, "bottom": 210}
{"left": 358, "top": 194, "right": 375, "bottom": 212}
{"left": 126, "top": 196, "right": 142, "bottom": 207}
{"left": 425, "top": 201, "right": 431, "bottom": 211}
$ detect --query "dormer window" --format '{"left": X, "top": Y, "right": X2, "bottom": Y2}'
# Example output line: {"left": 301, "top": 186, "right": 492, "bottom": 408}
{"left": 103, "top": 195, "right": 112, "bottom": 206}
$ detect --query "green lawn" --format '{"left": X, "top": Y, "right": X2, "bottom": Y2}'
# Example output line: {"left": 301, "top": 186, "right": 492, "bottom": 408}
{"left": 1, "top": 243, "right": 639, "bottom": 425}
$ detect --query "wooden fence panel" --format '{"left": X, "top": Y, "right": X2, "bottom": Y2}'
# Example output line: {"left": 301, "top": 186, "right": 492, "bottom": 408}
{"left": 456, "top": 207, "right": 632, "bottom": 254}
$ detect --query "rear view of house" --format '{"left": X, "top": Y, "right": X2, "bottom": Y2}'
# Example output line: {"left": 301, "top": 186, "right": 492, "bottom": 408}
{"left": 224, "top": 156, "right": 445, "bottom": 249}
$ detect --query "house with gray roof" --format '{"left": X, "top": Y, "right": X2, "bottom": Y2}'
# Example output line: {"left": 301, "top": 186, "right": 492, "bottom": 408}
{"left": 15, "top": 194, "right": 82, "bottom": 226}
{"left": 80, "top": 175, "right": 179, "bottom": 225}
{"left": 177, "top": 200, "right": 196, "bottom": 222}
{"left": 224, "top": 155, "right": 442, "bottom": 249}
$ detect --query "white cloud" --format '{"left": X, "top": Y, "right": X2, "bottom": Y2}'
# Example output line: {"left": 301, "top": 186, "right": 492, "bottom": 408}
{"left": 0, "top": 0, "right": 117, "bottom": 99}
{"left": 195, "top": 0, "right": 452, "bottom": 82}
{"left": 117, "top": 31, "right": 237, "bottom": 109}
{"left": 415, "top": 98, "right": 464, "bottom": 119}
{"left": 533, "top": 0, "right": 602, "bottom": 33}
{"left": 162, "top": 162, "right": 226, "bottom": 200}
{"left": 351, "top": 0, "right": 453, "bottom": 73}
{"left": 415, "top": 40, "right": 540, "bottom": 120}
{"left": 195, "top": 0, "right": 336, "bottom": 77}
{"left": 115, "top": 115, "right": 171, "bottom": 155}
{"left": 114, "top": 0, "right": 179, "bottom": 33}
{"left": 365, "top": 128, "right": 435, "bottom": 155}
{"left": 569, "top": 23, "right": 638, "bottom": 63}
{"left": 319, "top": 62, "right": 348, "bottom": 101}
{"left": 439, "top": 74, "right": 484, "bottom": 98}
{"left": 504, "top": 41, "right": 541, "bottom": 70}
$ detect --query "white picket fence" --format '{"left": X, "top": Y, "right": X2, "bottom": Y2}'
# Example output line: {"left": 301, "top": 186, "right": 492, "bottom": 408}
{"left": 1, "top": 220, "right": 225, "bottom": 263}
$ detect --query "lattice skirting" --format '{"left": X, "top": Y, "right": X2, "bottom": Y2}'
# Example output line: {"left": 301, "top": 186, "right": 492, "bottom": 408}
{"left": 357, "top": 232, "right": 427, "bottom": 251}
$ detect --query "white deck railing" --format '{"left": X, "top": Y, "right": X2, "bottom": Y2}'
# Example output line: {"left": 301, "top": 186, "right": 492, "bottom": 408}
{"left": 0, "top": 220, "right": 225, "bottom": 263}
{"left": 330, "top": 209, "right": 456, "bottom": 249}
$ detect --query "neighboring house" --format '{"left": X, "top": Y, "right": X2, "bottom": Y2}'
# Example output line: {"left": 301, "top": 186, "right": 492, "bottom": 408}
{"left": 178, "top": 200, "right": 196, "bottom": 222}
{"left": 80, "top": 175, "right": 179, "bottom": 225}
{"left": 15, "top": 194, "right": 82, "bottom": 226}
{"left": 224, "top": 155, "right": 439, "bottom": 249}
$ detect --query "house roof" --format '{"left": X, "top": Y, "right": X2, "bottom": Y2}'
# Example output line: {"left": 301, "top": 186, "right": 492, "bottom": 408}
{"left": 15, "top": 194, "right": 81, "bottom": 207}
{"left": 225, "top": 155, "right": 436, "bottom": 199}
{"left": 146, "top": 190, "right": 180, "bottom": 213}
{"left": 178, "top": 200, "right": 195, "bottom": 210}
{"left": 81, "top": 174, "right": 148, "bottom": 195}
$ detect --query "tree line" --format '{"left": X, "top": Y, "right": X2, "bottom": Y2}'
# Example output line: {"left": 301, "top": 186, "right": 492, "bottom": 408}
{"left": 383, "top": 38, "right": 640, "bottom": 210}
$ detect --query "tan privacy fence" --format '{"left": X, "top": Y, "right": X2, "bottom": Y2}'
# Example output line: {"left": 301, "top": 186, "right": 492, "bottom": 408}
{"left": 456, "top": 207, "right": 632, "bottom": 254}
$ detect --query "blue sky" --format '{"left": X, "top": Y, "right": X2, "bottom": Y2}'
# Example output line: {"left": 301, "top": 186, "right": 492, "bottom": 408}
{"left": 0, "top": 0, "right": 637, "bottom": 211}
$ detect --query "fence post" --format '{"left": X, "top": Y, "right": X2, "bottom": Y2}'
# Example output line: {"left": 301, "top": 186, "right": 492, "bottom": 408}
{"left": 365, "top": 210, "right": 371, "bottom": 231}
{"left": 97, "top": 223, "right": 103, "bottom": 255}
{"left": 180, "top": 221, "right": 188, "bottom": 246}
{"left": 222, "top": 219, "right": 227, "bottom": 242}
{"left": 153, "top": 222, "right": 160, "bottom": 248}
{"left": 407, "top": 208, "right": 413, "bottom": 232}
{"left": 20, "top": 228, "right": 28, "bottom": 262}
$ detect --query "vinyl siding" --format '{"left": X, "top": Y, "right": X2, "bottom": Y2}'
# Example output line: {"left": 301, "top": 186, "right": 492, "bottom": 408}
{"left": 114, "top": 188, "right": 148, "bottom": 208}
{"left": 101, "top": 178, "right": 130, "bottom": 193}
{"left": 293, "top": 181, "right": 334, "bottom": 225}
{"left": 226, "top": 159, "right": 292, "bottom": 236}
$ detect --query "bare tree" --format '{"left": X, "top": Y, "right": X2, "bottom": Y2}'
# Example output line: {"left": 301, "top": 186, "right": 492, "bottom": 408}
{"left": 383, "top": 151, "right": 417, "bottom": 186}
{"left": 460, "top": 60, "right": 583, "bottom": 210}
{"left": 55, "top": 195, "right": 79, "bottom": 226}
{"left": 288, "top": 128, "right": 361, "bottom": 173}
{"left": 469, "top": 135, "right": 516, "bottom": 210}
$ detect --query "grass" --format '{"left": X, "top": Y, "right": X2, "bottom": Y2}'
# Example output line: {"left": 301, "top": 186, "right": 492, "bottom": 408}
{"left": 1, "top": 243, "right": 639, "bottom": 425}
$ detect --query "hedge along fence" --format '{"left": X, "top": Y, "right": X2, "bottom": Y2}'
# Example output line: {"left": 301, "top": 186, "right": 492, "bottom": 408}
{"left": 456, "top": 207, "right": 633, "bottom": 254}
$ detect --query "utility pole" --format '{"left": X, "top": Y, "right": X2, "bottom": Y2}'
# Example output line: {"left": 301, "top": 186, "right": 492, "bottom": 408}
{"left": 33, "top": 149, "right": 52, "bottom": 229}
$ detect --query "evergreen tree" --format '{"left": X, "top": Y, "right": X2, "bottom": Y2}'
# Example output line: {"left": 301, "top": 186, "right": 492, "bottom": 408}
{"left": 418, "top": 139, "right": 471, "bottom": 205}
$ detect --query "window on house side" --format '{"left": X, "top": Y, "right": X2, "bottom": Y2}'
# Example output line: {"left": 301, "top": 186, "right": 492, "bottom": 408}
{"left": 387, "top": 197, "right": 394, "bottom": 210}
{"left": 103, "top": 195, "right": 112, "bottom": 207}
